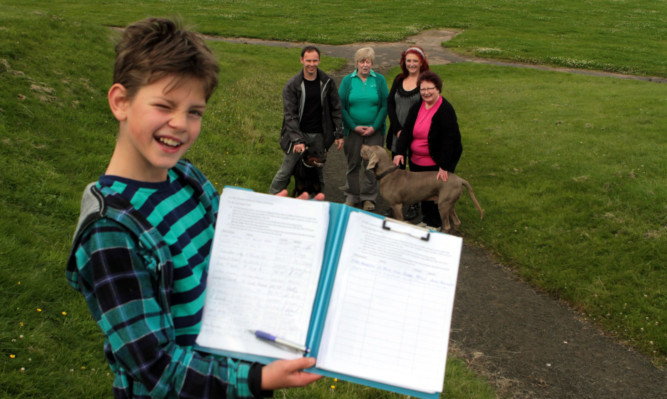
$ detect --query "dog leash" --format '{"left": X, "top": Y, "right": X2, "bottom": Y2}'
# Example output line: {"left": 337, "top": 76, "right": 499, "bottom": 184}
{"left": 375, "top": 166, "right": 400, "bottom": 180}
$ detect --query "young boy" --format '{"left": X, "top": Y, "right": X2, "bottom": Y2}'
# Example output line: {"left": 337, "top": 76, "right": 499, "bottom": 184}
{"left": 66, "top": 17, "right": 320, "bottom": 398}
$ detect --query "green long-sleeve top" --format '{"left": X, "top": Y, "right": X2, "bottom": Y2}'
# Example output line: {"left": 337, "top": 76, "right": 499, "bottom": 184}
{"left": 338, "top": 69, "right": 388, "bottom": 136}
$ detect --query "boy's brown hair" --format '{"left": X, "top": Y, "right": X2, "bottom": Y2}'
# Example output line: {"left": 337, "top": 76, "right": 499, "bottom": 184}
{"left": 113, "top": 17, "right": 219, "bottom": 101}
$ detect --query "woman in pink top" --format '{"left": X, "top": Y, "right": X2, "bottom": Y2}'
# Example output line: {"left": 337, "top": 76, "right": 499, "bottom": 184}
{"left": 393, "top": 71, "right": 462, "bottom": 228}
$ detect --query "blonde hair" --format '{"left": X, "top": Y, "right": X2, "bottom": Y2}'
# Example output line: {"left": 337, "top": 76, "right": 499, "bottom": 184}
{"left": 354, "top": 47, "right": 375, "bottom": 64}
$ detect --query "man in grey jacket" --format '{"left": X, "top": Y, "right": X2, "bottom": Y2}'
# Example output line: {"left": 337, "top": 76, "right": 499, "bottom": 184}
{"left": 269, "top": 46, "right": 344, "bottom": 194}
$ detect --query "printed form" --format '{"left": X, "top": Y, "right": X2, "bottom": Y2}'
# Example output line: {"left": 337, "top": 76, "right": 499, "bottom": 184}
{"left": 317, "top": 212, "right": 461, "bottom": 393}
{"left": 196, "top": 188, "right": 329, "bottom": 360}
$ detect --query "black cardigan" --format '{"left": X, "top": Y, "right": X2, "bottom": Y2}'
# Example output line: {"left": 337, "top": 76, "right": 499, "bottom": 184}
{"left": 394, "top": 97, "right": 462, "bottom": 172}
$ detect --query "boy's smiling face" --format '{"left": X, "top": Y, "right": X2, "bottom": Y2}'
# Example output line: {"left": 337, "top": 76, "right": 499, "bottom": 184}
{"left": 107, "top": 75, "right": 207, "bottom": 182}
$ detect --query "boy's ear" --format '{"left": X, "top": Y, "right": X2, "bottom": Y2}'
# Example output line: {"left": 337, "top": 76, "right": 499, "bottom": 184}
{"left": 108, "top": 83, "right": 129, "bottom": 121}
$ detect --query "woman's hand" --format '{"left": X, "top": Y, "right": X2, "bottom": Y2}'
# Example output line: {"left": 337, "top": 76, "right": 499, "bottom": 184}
{"left": 436, "top": 168, "right": 449, "bottom": 182}
{"left": 396, "top": 129, "right": 402, "bottom": 138}
{"left": 353, "top": 125, "right": 367, "bottom": 134}
{"left": 393, "top": 155, "right": 404, "bottom": 166}
{"left": 261, "top": 357, "right": 322, "bottom": 390}
{"left": 354, "top": 126, "right": 375, "bottom": 136}
{"left": 362, "top": 126, "right": 375, "bottom": 136}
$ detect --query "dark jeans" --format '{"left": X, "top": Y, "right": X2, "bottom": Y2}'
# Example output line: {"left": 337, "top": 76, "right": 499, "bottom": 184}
{"left": 269, "top": 133, "right": 325, "bottom": 194}
{"left": 408, "top": 160, "right": 441, "bottom": 227}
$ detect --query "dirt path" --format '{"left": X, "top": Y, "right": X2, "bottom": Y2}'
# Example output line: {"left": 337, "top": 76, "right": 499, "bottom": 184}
{"left": 214, "top": 30, "right": 666, "bottom": 398}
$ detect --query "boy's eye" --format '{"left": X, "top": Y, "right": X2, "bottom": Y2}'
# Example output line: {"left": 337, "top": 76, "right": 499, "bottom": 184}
{"left": 189, "top": 110, "right": 204, "bottom": 117}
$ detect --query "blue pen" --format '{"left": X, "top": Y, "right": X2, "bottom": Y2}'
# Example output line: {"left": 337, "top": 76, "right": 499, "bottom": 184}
{"left": 249, "top": 330, "right": 310, "bottom": 353}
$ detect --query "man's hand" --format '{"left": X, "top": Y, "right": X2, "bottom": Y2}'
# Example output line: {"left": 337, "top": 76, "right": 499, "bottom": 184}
{"left": 334, "top": 138, "right": 344, "bottom": 151}
{"left": 292, "top": 143, "right": 306, "bottom": 154}
{"left": 393, "top": 155, "right": 404, "bottom": 166}
{"left": 276, "top": 190, "right": 325, "bottom": 201}
{"left": 261, "top": 357, "right": 322, "bottom": 390}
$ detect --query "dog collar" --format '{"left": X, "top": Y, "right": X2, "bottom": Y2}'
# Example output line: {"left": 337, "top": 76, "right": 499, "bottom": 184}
{"left": 300, "top": 157, "right": 316, "bottom": 168}
{"left": 376, "top": 166, "right": 400, "bottom": 180}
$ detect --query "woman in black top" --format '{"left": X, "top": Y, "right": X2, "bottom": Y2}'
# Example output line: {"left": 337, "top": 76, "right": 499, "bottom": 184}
{"left": 385, "top": 46, "right": 430, "bottom": 219}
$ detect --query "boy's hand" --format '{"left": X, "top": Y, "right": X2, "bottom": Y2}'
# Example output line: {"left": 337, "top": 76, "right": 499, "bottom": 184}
{"left": 261, "top": 357, "right": 322, "bottom": 390}
{"left": 276, "top": 190, "right": 325, "bottom": 201}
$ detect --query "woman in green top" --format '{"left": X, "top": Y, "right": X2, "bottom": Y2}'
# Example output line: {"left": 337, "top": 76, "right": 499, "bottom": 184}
{"left": 339, "top": 47, "right": 388, "bottom": 211}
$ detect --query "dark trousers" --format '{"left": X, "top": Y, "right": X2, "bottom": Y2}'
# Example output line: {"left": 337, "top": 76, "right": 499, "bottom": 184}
{"left": 408, "top": 161, "right": 441, "bottom": 227}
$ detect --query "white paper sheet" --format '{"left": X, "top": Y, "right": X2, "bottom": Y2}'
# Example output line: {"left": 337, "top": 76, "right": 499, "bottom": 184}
{"left": 196, "top": 188, "right": 329, "bottom": 360}
{"left": 316, "top": 212, "right": 461, "bottom": 393}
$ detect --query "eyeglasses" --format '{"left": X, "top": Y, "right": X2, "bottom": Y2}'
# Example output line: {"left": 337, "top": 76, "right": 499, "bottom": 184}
{"left": 420, "top": 87, "right": 437, "bottom": 92}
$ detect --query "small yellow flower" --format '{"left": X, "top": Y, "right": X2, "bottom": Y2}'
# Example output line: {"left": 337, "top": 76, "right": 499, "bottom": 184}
{"left": 62, "top": 311, "right": 67, "bottom": 316}
{"left": 20, "top": 322, "right": 24, "bottom": 327}
{"left": 330, "top": 385, "right": 335, "bottom": 389}
{"left": 10, "top": 354, "right": 16, "bottom": 359}
{"left": 36, "top": 308, "right": 42, "bottom": 312}
{"left": 17, "top": 281, "right": 21, "bottom": 285}
{"left": 334, "top": 378, "right": 338, "bottom": 382}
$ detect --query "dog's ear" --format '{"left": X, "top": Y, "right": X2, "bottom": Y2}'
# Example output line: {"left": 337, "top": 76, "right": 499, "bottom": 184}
{"left": 366, "top": 153, "right": 379, "bottom": 170}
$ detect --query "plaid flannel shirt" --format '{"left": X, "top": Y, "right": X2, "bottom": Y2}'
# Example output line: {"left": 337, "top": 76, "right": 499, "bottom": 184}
{"left": 66, "top": 160, "right": 264, "bottom": 398}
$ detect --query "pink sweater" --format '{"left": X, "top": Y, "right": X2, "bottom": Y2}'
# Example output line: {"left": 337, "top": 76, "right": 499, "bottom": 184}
{"left": 410, "top": 96, "right": 442, "bottom": 166}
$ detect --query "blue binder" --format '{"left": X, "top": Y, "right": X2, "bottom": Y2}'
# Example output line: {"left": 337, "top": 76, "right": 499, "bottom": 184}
{"left": 196, "top": 187, "right": 460, "bottom": 399}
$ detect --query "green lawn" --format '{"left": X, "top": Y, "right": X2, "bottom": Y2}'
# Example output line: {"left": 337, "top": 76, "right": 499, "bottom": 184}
{"left": 1, "top": 1, "right": 665, "bottom": 398}
{"left": 3, "top": 0, "right": 666, "bottom": 76}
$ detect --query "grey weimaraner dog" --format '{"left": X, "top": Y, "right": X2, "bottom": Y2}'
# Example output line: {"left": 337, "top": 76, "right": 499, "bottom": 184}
{"left": 360, "top": 144, "right": 483, "bottom": 232}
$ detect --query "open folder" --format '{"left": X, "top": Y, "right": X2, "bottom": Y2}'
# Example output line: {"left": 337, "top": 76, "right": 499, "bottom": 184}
{"left": 195, "top": 186, "right": 462, "bottom": 398}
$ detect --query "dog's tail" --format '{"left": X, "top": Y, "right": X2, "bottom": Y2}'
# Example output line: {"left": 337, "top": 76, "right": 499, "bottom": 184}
{"left": 461, "top": 179, "right": 484, "bottom": 219}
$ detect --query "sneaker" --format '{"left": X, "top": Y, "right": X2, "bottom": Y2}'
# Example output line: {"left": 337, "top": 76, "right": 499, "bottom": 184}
{"left": 404, "top": 204, "right": 419, "bottom": 220}
{"left": 344, "top": 199, "right": 357, "bottom": 207}
{"left": 362, "top": 201, "right": 375, "bottom": 211}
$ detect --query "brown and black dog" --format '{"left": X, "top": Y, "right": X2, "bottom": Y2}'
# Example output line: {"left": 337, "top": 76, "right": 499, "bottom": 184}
{"left": 291, "top": 146, "right": 325, "bottom": 198}
{"left": 361, "top": 144, "right": 483, "bottom": 232}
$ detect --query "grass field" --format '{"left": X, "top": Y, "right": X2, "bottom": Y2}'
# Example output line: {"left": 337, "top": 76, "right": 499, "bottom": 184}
{"left": 4, "top": 0, "right": 666, "bottom": 77}
{"left": 1, "top": 1, "right": 665, "bottom": 397}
